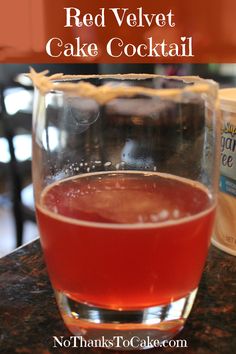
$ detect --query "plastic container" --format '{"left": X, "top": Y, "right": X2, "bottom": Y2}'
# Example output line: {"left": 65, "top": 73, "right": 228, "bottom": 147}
{"left": 213, "top": 88, "right": 236, "bottom": 256}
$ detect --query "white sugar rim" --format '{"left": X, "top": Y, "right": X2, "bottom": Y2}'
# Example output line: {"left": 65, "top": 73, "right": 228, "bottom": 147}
{"left": 28, "top": 68, "right": 218, "bottom": 105}
{"left": 36, "top": 170, "right": 216, "bottom": 230}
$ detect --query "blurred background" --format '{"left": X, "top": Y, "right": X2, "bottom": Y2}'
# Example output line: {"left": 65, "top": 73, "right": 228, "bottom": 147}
{"left": 0, "top": 63, "right": 235, "bottom": 257}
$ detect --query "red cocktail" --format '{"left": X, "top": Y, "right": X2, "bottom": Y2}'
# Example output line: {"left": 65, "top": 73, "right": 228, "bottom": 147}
{"left": 37, "top": 172, "right": 215, "bottom": 309}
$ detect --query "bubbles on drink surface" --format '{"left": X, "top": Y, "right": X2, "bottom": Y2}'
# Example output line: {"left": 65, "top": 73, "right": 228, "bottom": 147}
{"left": 41, "top": 171, "right": 211, "bottom": 225}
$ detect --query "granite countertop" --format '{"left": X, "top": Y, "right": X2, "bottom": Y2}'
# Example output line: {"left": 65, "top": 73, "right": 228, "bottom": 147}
{"left": 0, "top": 240, "right": 235, "bottom": 354}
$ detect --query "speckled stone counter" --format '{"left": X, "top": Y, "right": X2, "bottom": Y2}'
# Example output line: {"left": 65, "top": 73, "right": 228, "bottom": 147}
{"left": 0, "top": 240, "right": 235, "bottom": 354}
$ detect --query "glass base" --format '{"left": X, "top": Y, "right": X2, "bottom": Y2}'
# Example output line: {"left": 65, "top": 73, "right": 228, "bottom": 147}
{"left": 55, "top": 289, "right": 197, "bottom": 350}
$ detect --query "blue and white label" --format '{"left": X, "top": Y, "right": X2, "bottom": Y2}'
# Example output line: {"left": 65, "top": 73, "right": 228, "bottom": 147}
{"left": 220, "top": 175, "right": 236, "bottom": 197}
{"left": 220, "top": 122, "right": 236, "bottom": 196}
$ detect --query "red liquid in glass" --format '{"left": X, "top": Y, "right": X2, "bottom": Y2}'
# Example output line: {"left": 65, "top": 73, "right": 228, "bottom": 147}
{"left": 36, "top": 172, "right": 215, "bottom": 310}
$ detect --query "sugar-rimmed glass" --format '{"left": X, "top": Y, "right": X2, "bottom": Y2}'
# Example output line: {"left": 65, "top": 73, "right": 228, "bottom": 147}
{"left": 31, "top": 70, "right": 219, "bottom": 350}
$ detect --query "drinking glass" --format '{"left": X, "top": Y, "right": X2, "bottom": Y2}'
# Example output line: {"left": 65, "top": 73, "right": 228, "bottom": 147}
{"left": 31, "top": 70, "right": 219, "bottom": 350}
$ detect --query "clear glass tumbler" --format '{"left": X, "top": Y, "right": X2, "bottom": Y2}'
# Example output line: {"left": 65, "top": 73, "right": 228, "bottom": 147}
{"left": 31, "top": 70, "right": 219, "bottom": 350}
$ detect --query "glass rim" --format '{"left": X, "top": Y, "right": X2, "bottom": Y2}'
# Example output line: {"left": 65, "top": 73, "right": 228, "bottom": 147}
{"left": 28, "top": 68, "right": 218, "bottom": 105}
